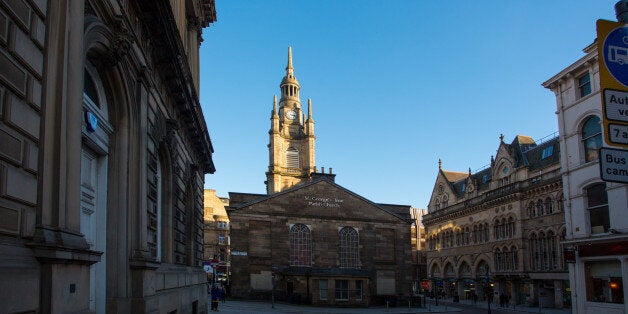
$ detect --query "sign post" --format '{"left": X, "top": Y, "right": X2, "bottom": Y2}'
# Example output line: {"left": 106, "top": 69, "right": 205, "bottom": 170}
{"left": 599, "top": 147, "right": 628, "bottom": 183}
{"left": 597, "top": 19, "right": 628, "bottom": 148}
{"left": 210, "top": 259, "right": 220, "bottom": 284}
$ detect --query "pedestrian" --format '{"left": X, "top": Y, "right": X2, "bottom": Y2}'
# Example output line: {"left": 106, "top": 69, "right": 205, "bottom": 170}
{"left": 220, "top": 283, "right": 226, "bottom": 303}
{"left": 472, "top": 291, "right": 477, "bottom": 304}
{"left": 211, "top": 285, "right": 222, "bottom": 311}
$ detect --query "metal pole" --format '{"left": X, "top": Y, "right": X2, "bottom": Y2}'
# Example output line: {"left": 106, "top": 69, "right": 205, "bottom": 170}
{"left": 271, "top": 266, "right": 275, "bottom": 309}
{"left": 486, "top": 266, "right": 491, "bottom": 314}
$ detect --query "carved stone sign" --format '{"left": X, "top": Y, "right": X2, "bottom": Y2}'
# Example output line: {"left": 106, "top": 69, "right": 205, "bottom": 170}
{"left": 304, "top": 196, "right": 344, "bottom": 208}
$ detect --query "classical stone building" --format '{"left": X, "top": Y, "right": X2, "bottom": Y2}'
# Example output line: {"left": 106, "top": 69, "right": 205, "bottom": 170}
{"left": 203, "top": 189, "right": 230, "bottom": 283}
{"left": 423, "top": 134, "right": 569, "bottom": 309}
{"left": 542, "top": 3, "right": 628, "bottom": 312}
{"left": 226, "top": 48, "right": 414, "bottom": 307}
{"left": 0, "top": 1, "right": 216, "bottom": 313}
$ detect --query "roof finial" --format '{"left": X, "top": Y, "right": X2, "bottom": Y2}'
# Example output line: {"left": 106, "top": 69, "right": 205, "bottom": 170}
{"left": 438, "top": 158, "right": 442, "bottom": 169}
{"left": 273, "top": 95, "right": 278, "bottom": 114}
{"left": 308, "top": 98, "right": 313, "bottom": 119}
{"left": 468, "top": 167, "right": 472, "bottom": 176}
{"left": 500, "top": 134, "right": 505, "bottom": 142}
{"left": 286, "top": 46, "right": 294, "bottom": 76}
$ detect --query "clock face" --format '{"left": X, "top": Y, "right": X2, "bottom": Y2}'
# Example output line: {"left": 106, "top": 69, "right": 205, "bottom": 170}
{"left": 286, "top": 110, "right": 297, "bottom": 120}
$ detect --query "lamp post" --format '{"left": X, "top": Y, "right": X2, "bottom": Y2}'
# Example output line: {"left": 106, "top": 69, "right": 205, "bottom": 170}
{"left": 485, "top": 265, "right": 491, "bottom": 314}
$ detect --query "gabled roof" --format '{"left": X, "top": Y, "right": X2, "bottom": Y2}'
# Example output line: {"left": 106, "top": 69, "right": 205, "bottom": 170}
{"left": 442, "top": 170, "right": 468, "bottom": 183}
{"left": 432, "top": 134, "right": 560, "bottom": 200}
{"left": 228, "top": 177, "right": 412, "bottom": 223}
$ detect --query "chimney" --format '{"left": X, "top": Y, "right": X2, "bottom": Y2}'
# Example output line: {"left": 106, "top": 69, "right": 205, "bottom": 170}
{"left": 616, "top": 0, "right": 628, "bottom": 22}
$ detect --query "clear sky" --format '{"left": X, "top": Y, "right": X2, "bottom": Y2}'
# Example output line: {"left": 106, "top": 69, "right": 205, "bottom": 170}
{"left": 199, "top": 1, "right": 618, "bottom": 209}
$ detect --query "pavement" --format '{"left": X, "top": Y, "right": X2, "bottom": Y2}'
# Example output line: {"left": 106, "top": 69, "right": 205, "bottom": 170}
{"left": 207, "top": 297, "right": 573, "bottom": 314}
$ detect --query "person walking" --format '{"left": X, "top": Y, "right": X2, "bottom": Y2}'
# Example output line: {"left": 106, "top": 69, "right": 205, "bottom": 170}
{"left": 211, "top": 285, "right": 222, "bottom": 311}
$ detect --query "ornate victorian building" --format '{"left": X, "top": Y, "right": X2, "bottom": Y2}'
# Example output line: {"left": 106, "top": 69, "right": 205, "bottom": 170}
{"left": 226, "top": 48, "right": 413, "bottom": 306}
{"left": 423, "top": 135, "right": 569, "bottom": 309}
{"left": 0, "top": 1, "right": 216, "bottom": 312}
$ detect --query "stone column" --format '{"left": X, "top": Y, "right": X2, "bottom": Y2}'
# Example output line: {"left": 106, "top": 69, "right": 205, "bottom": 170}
{"left": 30, "top": 1, "right": 101, "bottom": 313}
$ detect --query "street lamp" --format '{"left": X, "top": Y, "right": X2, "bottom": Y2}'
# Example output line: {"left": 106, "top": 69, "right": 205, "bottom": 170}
{"left": 485, "top": 265, "right": 491, "bottom": 314}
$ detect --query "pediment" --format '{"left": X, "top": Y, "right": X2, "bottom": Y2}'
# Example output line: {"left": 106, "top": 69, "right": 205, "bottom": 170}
{"left": 230, "top": 179, "right": 410, "bottom": 223}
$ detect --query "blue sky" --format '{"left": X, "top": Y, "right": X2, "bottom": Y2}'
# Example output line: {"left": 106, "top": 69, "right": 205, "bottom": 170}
{"left": 199, "top": 1, "right": 618, "bottom": 209}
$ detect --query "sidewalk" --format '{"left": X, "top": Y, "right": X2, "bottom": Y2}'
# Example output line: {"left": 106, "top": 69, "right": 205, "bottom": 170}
{"left": 208, "top": 297, "right": 573, "bottom": 314}
{"left": 209, "top": 299, "right": 462, "bottom": 313}
{"left": 438, "top": 297, "right": 572, "bottom": 314}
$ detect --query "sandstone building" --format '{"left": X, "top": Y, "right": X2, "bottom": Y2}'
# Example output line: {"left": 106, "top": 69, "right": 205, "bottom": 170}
{"left": 203, "top": 189, "right": 231, "bottom": 283}
{"left": 0, "top": 1, "right": 216, "bottom": 312}
{"left": 423, "top": 134, "right": 569, "bottom": 309}
{"left": 542, "top": 4, "right": 628, "bottom": 311}
{"left": 226, "top": 48, "right": 414, "bottom": 307}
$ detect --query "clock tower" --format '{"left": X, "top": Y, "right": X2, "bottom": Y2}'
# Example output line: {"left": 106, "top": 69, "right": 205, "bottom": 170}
{"left": 266, "top": 47, "right": 316, "bottom": 194}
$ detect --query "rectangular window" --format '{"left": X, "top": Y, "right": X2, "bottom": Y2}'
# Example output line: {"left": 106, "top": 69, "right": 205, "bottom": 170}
{"left": 218, "top": 235, "right": 225, "bottom": 244}
{"left": 578, "top": 72, "right": 591, "bottom": 98}
{"left": 355, "top": 280, "right": 363, "bottom": 301}
{"left": 541, "top": 146, "right": 554, "bottom": 159}
{"left": 335, "top": 280, "right": 349, "bottom": 301}
{"left": 585, "top": 260, "right": 623, "bottom": 304}
{"left": 319, "top": 279, "right": 328, "bottom": 300}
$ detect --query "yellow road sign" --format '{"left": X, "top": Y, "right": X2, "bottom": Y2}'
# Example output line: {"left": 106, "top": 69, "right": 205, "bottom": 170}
{"left": 597, "top": 19, "right": 628, "bottom": 148}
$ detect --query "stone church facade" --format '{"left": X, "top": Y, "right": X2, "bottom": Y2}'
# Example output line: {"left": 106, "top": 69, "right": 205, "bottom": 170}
{"left": 423, "top": 135, "right": 569, "bottom": 309}
{"left": 0, "top": 1, "right": 216, "bottom": 313}
{"left": 226, "top": 48, "right": 413, "bottom": 306}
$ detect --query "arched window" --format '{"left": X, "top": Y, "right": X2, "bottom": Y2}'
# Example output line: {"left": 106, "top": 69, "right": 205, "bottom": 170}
{"left": 582, "top": 116, "right": 602, "bottom": 162}
{"left": 442, "top": 194, "right": 449, "bottom": 207}
{"left": 495, "top": 248, "right": 502, "bottom": 271}
{"left": 286, "top": 147, "right": 299, "bottom": 168}
{"left": 530, "top": 233, "right": 539, "bottom": 270}
{"left": 464, "top": 227, "right": 470, "bottom": 245}
{"left": 587, "top": 183, "right": 610, "bottom": 234}
{"left": 511, "top": 246, "right": 518, "bottom": 270}
{"left": 290, "top": 224, "right": 312, "bottom": 266}
{"left": 540, "top": 232, "right": 548, "bottom": 270}
{"left": 434, "top": 197, "right": 440, "bottom": 211}
{"left": 503, "top": 247, "right": 510, "bottom": 271}
{"left": 545, "top": 197, "right": 553, "bottom": 214}
{"left": 484, "top": 223, "right": 489, "bottom": 242}
{"left": 156, "top": 156, "right": 163, "bottom": 261}
{"left": 548, "top": 231, "right": 557, "bottom": 270}
{"left": 339, "top": 227, "right": 359, "bottom": 268}
{"left": 473, "top": 225, "right": 478, "bottom": 243}
{"left": 455, "top": 230, "right": 461, "bottom": 246}
{"left": 557, "top": 194, "right": 564, "bottom": 212}
{"left": 529, "top": 202, "right": 536, "bottom": 217}
{"left": 537, "top": 200, "right": 544, "bottom": 216}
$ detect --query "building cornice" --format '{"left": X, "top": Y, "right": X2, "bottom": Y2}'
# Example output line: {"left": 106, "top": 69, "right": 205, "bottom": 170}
{"left": 135, "top": 0, "right": 215, "bottom": 173}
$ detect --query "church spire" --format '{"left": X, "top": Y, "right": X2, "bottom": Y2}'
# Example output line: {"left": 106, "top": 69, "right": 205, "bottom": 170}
{"left": 280, "top": 47, "right": 300, "bottom": 102}
{"left": 286, "top": 46, "right": 294, "bottom": 76}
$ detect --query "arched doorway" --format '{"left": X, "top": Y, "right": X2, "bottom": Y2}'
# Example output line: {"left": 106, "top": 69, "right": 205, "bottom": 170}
{"left": 80, "top": 62, "right": 113, "bottom": 313}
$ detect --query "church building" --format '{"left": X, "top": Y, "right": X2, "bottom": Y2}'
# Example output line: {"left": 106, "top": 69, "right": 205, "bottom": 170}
{"left": 227, "top": 48, "right": 414, "bottom": 307}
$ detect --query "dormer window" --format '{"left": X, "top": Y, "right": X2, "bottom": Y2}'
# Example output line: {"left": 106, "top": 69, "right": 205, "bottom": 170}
{"left": 541, "top": 146, "right": 554, "bottom": 159}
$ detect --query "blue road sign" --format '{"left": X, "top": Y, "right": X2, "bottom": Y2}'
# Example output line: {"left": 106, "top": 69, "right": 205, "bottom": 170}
{"left": 603, "top": 25, "right": 628, "bottom": 87}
